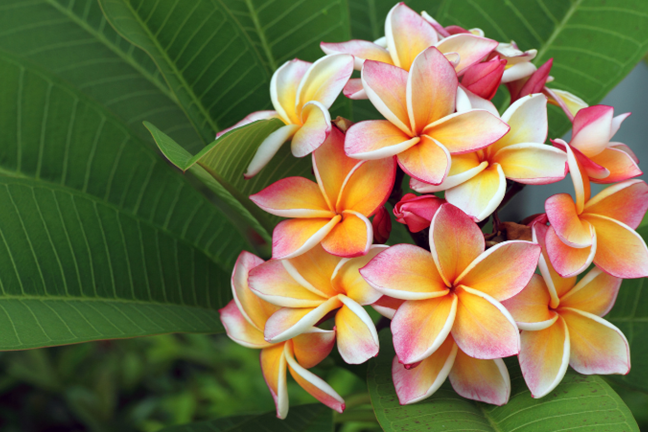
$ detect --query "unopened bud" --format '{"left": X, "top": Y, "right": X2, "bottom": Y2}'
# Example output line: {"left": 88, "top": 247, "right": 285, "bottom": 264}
{"left": 372, "top": 206, "right": 392, "bottom": 244}
{"left": 393, "top": 193, "right": 444, "bottom": 233}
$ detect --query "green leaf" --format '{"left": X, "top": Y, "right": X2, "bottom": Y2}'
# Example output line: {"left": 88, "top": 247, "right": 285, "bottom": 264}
{"left": 0, "top": 0, "right": 203, "bottom": 152}
{"left": 368, "top": 331, "right": 639, "bottom": 431}
{"left": 349, "top": 0, "right": 648, "bottom": 138}
{"left": 0, "top": 49, "right": 249, "bottom": 349}
{"left": 606, "top": 224, "right": 648, "bottom": 393}
{"left": 160, "top": 404, "right": 333, "bottom": 432}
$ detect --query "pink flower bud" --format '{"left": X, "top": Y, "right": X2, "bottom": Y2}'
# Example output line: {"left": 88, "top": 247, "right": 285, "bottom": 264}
{"left": 508, "top": 58, "right": 553, "bottom": 102}
{"left": 393, "top": 193, "right": 444, "bottom": 233}
{"left": 445, "top": 25, "right": 471, "bottom": 35}
{"left": 372, "top": 206, "right": 392, "bottom": 244}
{"left": 461, "top": 58, "right": 507, "bottom": 100}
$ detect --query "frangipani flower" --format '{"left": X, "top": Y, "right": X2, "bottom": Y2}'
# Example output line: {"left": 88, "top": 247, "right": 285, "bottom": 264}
{"left": 219, "top": 54, "right": 354, "bottom": 178}
{"left": 495, "top": 41, "right": 538, "bottom": 83}
{"left": 545, "top": 179, "right": 648, "bottom": 278}
{"left": 360, "top": 204, "right": 541, "bottom": 365}
{"left": 553, "top": 105, "right": 641, "bottom": 185}
{"left": 501, "top": 222, "right": 629, "bottom": 398}
{"left": 412, "top": 94, "right": 567, "bottom": 221}
{"left": 345, "top": 46, "right": 509, "bottom": 186}
{"left": 392, "top": 334, "right": 511, "bottom": 405}
{"left": 248, "top": 245, "right": 385, "bottom": 364}
{"left": 250, "top": 127, "right": 395, "bottom": 259}
{"left": 219, "top": 251, "right": 345, "bottom": 418}
{"left": 321, "top": 3, "right": 498, "bottom": 99}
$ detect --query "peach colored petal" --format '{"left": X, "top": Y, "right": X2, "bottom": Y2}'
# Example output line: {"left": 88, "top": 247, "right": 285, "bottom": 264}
{"left": 429, "top": 203, "right": 485, "bottom": 285}
{"left": 410, "top": 159, "right": 487, "bottom": 193}
{"left": 343, "top": 78, "right": 367, "bottom": 99}
{"left": 545, "top": 193, "right": 593, "bottom": 248}
{"left": 313, "top": 126, "right": 359, "bottom": 210}
{"left": 392, "top": 294, "right": 458, "bottom": 365}
{"left": 407, "top": 47, "right": 457, "bottom": 134}
{"left": 250, "top": 177, "right": 333, "bottom": 218}
{"left": 360, "top": 244, "right": 448, "bottom": 300}
{"left": 583, "top": 179, "right": 648, "bottom": 229}
{"left": 435, "top": 34, "right": 499, "bottom": 74}
{"left": 337, "top": 156, "right": 397, "bottom": 216}
{"left": 500, "top": 275, "right": 557, "bottom": 331}
{"left": 271, "top": 59, "right": 311, "bottom": 124}
{"left": 553, "top": 139, "right": 591, "bottom": 213}
{"left": 532, "top": 222, "right": 576, "bottom": 305}
{"left": 371, "top": 295, "right": 406, "bottom": 319}
{"left": 519, "top": 317, "right": 570, "bottom": 398}
{"left": 344, "top": 120, "right": 419, "bottom": 160}
{"left": 219, "top": 300, "right": 272, "bottom": 348}
{"left": 335, "top": 295, "right": 380, "bottom": 364}
{"left": 449, "top": 351, "right": 510, "bottom": 406}
{"left": 392, "top": 336, "right": 458, "bottom": 404}
{"left": 284, "top": 244, "right": 341, "bottom": 298}
{"left": 452, "top": 286, "right": 519, "bottom": 359}
{"left": 582, "top": 214, "right": 648, "bottom": 278}
{"left": 397, "top": 135, "right": 450, "bottom": 185}
{"left": 321, "top": 211, "right": 372, "bottom": 258}
{"left": 260, "top": 344, "right": 289, "bottom": 419}
{"left": 296, "top": 54, "right": 354, "bottom": 110}
{"left": 559, "top": 308, "right": 630, "bottom": 375}
{"left": 272, "top": 216, "right": 341, "bottom": 260}
{"left": 320, "top": 40, "right": 392, "bottom": 69}
{"left": 424, "top": 110, "right": 510, "bottom": 154}
{"left": 291, "top": 101, "right": 331, "bottom": 157}
{"left": 570, "top": 105, "right": 614, "bottom": 158}
{"left": 248, "top": 260, "right": 326, "bottom": 308}
{"left": 332, "top": 245, "right": 387, "bottom": 305}
{"left": 545, "top": 225, "right": 596, "bottom": 278}
{"left": 559, "top": 268, "right": 621, "bottom": 316}
{"left": 264, "top": 296, "right": 343, "bottom": 343}
{"left": 231, "top": 251, "right": 278, "bottom": 330}
{"left": 284, "top": 342, "right": 346, "bottom": 413}
{"left": 362, "top": 60, "right": 411, "bottom": 134}
{"left": 292, "top": 328, "right": 336, "bottom": 368}
{"left": 385, "top": 3, "right": 438, "bottom": 71}
{"left": 445, "top": 163, "right": 506, "bottom": 222}
{"left": 494, "top": 143, "right": 567, "bottom": 185}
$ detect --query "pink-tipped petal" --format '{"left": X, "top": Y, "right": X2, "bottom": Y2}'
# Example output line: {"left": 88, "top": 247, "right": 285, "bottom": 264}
{"left": 335, "top": 295, "right": 380, "bottom": 364}
{"left": 248, "top": 260, "right": 326, "bottom": 308}
{"left": 362, "top": 60, "right": 411, "bottom": 134}
{"left": 231, "top": 251, "right": 278, "bottom": 330}
{"left": 264, "top": 296, "right": 343, "bottom": 343}
{"left": 570, "top": 105, "right": 614, "bottom": 158}
{"left": 501, "top": 275, "right": 557, "bottom": 331}
{"left": 582, "top": 214, "right": 648, "bottom": 278}
{"left": 494, "top": 143, "right": 567, "bottom": 185}
{"left": 297, "top": 54, "right": 354, "bottom": 110}
{"left": 424, "top": 110, "right": 510, "bottom": 154}
{"left": 292, "top": 101, "right": 331, "bottom": 157}
{"left": 456, "top": 240, "right": 541, "bottom": 301}
{"left": 452, "top": 286, "right": 519, "bottom": 359}
{"left": 250, "top": 176, "right": 333, "bottom": 218}
{"left": 343, "top": 78, "right": 368, "bottom": 99}
{"left": 589, "top": 147, "right": 642, "bottom": 184}
{"left": 545, "top": 193, "right": 593, "bottom": 248}
{"left": 345, "top": 120, "right": 419, "bottom": 160}
{"left": 583, "top": 179, "right": 648, "bottom": 229}
{"left": 445, "top": 163, "right": 507, "bottom": 222}
{"left": 519, "top": 317, "right": 570, "bottom": 398}
{"left": 360, "top": 244, "right": 448, "bottom": 300}
{"left": 449, "top": 351, "right": 511, "bottom": 405}
{"left": 392, "top": 294, "right": 458, "bottom": 365}
{"left": 220, "top": 300, "right": 272, "bottom": 348}
{"left": 321, "top": 211, "right": 372, "bottom": 258}
{"left": 385, "top": 3, "right": 438, "bottom": 71}
{"left": 435, "top": 34, "right": 499, "bottom": 74}
{"left": 397, "top": 136, "right": 450, "bottom": 185}
{"left": 559, "top": 308, "right": 630, "bottom": 375}
{"left": 260, "top": 344, "right": 289, "bottom": 419}
{"left": 559, "top": 268, "right": 621, "bottom": 317}
{"left": 245, "top": 124, "right": 300, "bottom": 178}
{"left": 545, "top": 225, "right": 597, "bottom": 278}
{"left": 272, "top": 216, "right": 341, "bottom": 260}
{"left": 272, "top": 59, "right": 311, "bottom": 124}
{"left": 333, "top": 245, "right": 387, "bottom": 305}
{"left": 320, "top": 40, "right": 392, "bottom": 69}
{"left": 292, "top": 328, "right": 336, "bottom": 368}
{"left": 429, "top": 203, "right": 485, "bottom": 285}
{"left": 284, "top": 342, "right": 346, "bottom": 413}
{"left": 392, "top": 336, "right": 458, "bottom": 404}
{"left": 217, "top": 110, "right": 278, "bottom": 138}
{"left": 407, "top": 47, "right": 457, "bottom": 134}
{"left": 371, "top": 296, "right": 405, "bottom": 319}
{"left": 284, "top": 244, "right": 342, "bottom": 298}
{"left": 337, "top": 156, "right": 397, "bottom": 216}
{"left": 533, "top": 222, "right": 576, "bottom": 305}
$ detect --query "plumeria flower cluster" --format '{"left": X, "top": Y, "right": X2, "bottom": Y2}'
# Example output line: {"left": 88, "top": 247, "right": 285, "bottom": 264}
{"left": 217, "top": 2, "right": 648, "bottom": 418}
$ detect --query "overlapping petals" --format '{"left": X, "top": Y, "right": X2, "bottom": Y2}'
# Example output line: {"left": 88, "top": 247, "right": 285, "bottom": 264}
{"left": 251, "top": 127, "right": 396, "bottom": 259}
{"left": 361, "top": 204, "right": 540, "bottom": 366}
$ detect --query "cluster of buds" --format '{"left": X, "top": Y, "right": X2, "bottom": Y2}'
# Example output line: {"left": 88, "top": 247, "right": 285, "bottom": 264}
{"left": 218, "top": 2, "right": 648, "bottom": 418}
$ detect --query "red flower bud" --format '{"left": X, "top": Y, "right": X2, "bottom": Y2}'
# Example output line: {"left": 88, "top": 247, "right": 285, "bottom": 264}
{"left": 372, "top": 206, "right": 392, "bottom": 244}
{"left": 461, "top": 57, "right": 507, "bottom": 100}
{"left": 507, "top": 58, "right": 553, "bottom": 102}
{"left": 393, "top": 193, "right": 444, "bottom": 233}
{"left": 445, "top": 25, "right": 471, "bottom": 35}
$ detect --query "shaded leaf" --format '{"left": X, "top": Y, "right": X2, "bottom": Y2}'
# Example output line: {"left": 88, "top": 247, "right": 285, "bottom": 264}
{"left": 367, "top": 330, "right": 639, "bottom": 431}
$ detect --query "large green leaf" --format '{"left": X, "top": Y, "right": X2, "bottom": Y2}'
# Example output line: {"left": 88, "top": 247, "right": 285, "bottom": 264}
{"left": 0, "top": 49, "right": 249, "bottom": 348}
{"left": 0, "top": 0, "right": 203, "bottom": 152}
{"left": 606, "top": 225, "right": 648, "bottom": 393}
{"left": 349, "top": 0, "right": 648, "bottom": 138}
{"left": 368, "top": 331, "right": 639, "bottom": 431}
{"left": 160, "top": 404, "right": 333, "bottom": 432}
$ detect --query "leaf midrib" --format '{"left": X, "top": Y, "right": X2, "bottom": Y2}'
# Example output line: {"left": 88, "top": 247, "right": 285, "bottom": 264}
{"left": 243, "top": 0, "right": 277, "bottom": 70}
{"left": 535, "top": 0, "right": 584, "bottom": 62}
